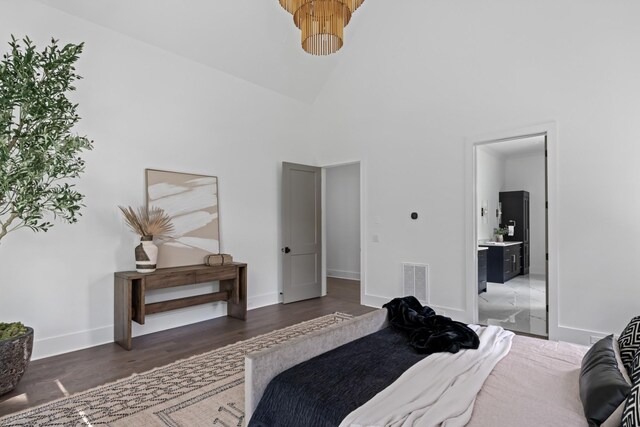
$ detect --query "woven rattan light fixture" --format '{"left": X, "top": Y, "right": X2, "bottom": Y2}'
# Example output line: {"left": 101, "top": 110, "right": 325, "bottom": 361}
{"left": 279, "top": 0, "right": 365, "bottom": 55}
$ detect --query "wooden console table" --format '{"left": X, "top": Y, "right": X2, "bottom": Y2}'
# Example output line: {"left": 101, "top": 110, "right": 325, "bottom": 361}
{"left": 114, "top": 262, "right": 247, "bottom": 350}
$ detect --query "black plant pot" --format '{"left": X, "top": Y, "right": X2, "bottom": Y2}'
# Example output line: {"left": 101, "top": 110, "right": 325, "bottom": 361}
{"left": 0, "top": 327, "right": 34, "bottom": 395}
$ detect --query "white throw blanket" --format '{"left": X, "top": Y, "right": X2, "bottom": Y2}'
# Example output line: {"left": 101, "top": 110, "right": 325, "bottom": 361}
{"left": 339, "top": 325, "right": 514, "bottom": 427}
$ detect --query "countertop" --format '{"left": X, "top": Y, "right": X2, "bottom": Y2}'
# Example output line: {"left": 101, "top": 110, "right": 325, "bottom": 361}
{"left": 478, "top": 247, "right": 488, "bottom": 251}
{"left": 478, "top": 241, "right": 523, "bottom": 247}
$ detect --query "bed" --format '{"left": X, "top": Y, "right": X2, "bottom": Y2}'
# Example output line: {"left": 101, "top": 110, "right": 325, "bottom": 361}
{"left": 244, "top": 308, "right": 633, "bottom": 427}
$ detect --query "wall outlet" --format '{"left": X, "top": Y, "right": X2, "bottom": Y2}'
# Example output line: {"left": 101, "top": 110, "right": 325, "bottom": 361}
{"left": 590, "top": 335, "right": 605, "bottom": 344}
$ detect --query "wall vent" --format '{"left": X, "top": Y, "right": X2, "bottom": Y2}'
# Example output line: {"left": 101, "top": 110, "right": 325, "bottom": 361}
{"left": 403, "top": 263, "right": 429, "bottom": 304}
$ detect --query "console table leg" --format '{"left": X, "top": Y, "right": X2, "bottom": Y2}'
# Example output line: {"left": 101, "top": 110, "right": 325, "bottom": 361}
{"left": 227, "top": 265, "right": 247, "bottom": 320}
{"left": 114, "top": 276, "right": 133, "bottom": 350}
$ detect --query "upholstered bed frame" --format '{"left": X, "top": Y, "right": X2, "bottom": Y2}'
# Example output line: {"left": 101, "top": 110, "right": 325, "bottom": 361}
{"left": 244, "top": 309, "right": 388, "bottom": 423}
{"left": 244, "top": 308, "right": 605, "bottom": 427}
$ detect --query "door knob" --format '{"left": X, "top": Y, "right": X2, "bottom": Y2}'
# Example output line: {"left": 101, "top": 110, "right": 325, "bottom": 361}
{"left": 282, "top": 247, "right": 291, "bottom": 254}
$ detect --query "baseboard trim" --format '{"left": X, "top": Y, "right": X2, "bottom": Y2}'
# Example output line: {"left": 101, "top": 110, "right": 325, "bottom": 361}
{"left": 30, "top": 295, "right": 603, "bottom": 360}
{"left": 362, "top": 293, "right": 604, "bottom": 346}
{"left": 327, "top": 269, "right": 361, "bottom": 281}
{"left": 362, "top": 293, "right": 390, "bottom": 308}
{"left": 32, "top": 325, "right": 114, "bottom": 361}
{"left": 362, "top": 293, "right": 466, "bottom": 322}
{"left": 32, "top": 292, "right": 281, "bottom": 360}
{"left": 554, "top": 324, "right": 612, "bottom": 346}
{"left": 248, "top": 292, "right": 280, "bottom": 310}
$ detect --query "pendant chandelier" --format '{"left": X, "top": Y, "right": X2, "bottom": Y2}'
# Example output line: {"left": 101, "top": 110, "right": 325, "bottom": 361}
{"left": 279, "top": 0, "right": 365, "bottom": 55}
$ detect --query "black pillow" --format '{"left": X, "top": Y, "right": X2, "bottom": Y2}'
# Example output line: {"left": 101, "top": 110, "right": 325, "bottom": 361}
{"left": 580, "top": 335, "right": 632, "bottom": 426}
{"left": 619, "top": 316, "right": 640, "bottom": 373}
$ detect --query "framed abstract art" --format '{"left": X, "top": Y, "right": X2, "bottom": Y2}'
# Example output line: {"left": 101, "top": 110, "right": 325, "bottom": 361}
{"left": 145, "top": 169, "right": 220, "bottom": 268}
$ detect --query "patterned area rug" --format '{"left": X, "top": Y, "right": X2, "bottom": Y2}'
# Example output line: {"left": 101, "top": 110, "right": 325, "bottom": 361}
{"left": 0, "top": 313, "right": 353, "bottom": 427}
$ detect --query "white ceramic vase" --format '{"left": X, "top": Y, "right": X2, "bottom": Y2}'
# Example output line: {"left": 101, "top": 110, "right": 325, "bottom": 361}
{"left": 495, "top": 234, "right": 504, "bottom": 242}
{"left": 135, "top": 236, "right": 158, "bottom": 273}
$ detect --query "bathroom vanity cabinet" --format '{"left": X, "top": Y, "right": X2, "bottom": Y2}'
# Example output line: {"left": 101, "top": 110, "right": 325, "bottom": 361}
{"left": 480, "top": 243, "right": 522, "bottom": 284}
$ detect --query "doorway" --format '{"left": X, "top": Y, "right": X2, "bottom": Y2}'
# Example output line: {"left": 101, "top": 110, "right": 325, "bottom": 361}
{"left": 281, "top": 161, "right": 364, "bottom": 305}
{"left": 324, "top": 162, "right": 361, "bottom": 302}
{"left": 474, "top": 135, "right": 548, "bottom": 337}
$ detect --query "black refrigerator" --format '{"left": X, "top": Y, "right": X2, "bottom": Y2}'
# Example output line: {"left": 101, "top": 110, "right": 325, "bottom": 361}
{"left": 500, "top": 190, "right": 530, "bottom": 275}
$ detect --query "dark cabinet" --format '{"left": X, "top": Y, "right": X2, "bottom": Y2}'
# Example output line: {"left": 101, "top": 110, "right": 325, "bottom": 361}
{"left": 478, "top": 249, "right": 487, "bottom": 294}
{"left": 503, "top": 245, "right": 521, "bottom": 280}
{"left": 500, "top": 191, "right": 530, "bottom": 275}
{"left": 484, "top": 244, "right": 522, "bottom": 283}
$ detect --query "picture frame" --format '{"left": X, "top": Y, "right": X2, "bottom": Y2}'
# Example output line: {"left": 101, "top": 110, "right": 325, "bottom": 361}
{"left": 145, "top": 168, "right": 220, "bottom": 268}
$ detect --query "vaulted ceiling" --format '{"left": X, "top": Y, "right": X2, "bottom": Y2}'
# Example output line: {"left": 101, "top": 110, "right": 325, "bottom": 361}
{"left": 35, "top": 0, "right": 371, "bottom": 104}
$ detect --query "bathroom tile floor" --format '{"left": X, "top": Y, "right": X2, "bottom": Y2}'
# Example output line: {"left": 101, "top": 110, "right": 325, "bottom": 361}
{"left": 478, "top": 274, "right": 547, "bottom": 337}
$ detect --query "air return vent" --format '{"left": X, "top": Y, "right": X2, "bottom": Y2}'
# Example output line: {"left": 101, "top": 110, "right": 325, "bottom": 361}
{"left": 403, "top": 263, "right": 429, "bottom": 304}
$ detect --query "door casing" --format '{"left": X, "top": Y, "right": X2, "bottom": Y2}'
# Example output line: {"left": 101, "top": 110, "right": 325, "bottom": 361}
{"left": 464, "top": 122, "right": 558, "bottom": 340}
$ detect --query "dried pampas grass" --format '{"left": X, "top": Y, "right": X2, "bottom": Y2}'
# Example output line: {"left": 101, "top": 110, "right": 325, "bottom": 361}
{"left": 118, "top": 205, "right": 174, "bottom": 238}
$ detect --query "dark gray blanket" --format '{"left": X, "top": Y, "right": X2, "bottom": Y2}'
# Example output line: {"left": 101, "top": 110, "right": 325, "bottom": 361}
{"left": 248, "top": 327, "right": 426, "bottom": 427}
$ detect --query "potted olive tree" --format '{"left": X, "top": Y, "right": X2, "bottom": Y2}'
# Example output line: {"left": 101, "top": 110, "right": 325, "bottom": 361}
{"left": 0, "top": 36, "right": 92, "bottom": 395}
{"left": 0, "top": 322, "right": 33, "bottom": 395}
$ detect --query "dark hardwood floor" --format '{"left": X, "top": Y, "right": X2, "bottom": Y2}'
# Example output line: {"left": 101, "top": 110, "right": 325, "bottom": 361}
{"left": 0, "top": 278, "right": 371, "bottom": 418}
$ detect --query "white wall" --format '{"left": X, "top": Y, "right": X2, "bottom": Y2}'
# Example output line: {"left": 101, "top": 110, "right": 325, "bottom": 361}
{"left": 0, "top": 0, "right": 314, "bottom": 359}
{"left": 326, "top": 163, "right": 360, "bottom": 280}
{"left": 4, "top": 0, "right": 640, "bottom": 357}
{"left": 504, "top": 153, "right": 546, "bottom": 275}
{"left": 308, "top": 0, "right": 640, "bottom": 343}
{"left": 476, "top": 148, "right": 504, "bottom": 242}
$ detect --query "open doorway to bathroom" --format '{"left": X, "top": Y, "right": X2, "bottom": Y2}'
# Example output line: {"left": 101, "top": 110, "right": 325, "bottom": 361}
{"left": 324, "top": 162, "right": 361, "bottom": 303}
{"left": 476, "top": 135, "right": 548, "bottom": 337}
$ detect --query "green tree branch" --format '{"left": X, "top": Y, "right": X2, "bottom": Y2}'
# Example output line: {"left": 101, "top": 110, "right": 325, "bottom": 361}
{"left": 0, "top": 212, "right": 18, "bottom": 240}
{"left": 0, "top": 36, "right": 93, "bottom": 243}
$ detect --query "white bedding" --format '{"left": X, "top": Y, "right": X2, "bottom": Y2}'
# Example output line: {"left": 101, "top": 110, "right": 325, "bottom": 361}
{"left": 467, "top": 334, "right": 589, "bottom": 427}
{"left": 339, "top": 325, "right": 514, "bottom": 427}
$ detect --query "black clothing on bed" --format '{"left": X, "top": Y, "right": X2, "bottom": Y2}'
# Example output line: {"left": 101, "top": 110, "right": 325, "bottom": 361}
{"left": 248, "top": 327, "right": 427, "bottom": 427}
{"left": 383, "top": 296, "right": 480, "bottom": 354}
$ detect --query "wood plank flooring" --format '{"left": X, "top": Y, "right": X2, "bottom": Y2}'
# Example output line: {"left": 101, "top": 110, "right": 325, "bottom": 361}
{"left": 0, "top": 278, "right": 372, "bottom": 418}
